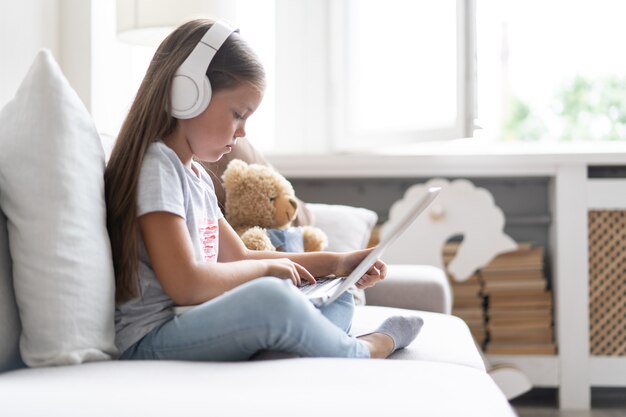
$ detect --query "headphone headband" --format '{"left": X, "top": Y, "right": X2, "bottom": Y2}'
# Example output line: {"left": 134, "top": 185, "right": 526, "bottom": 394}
{"left": 170, "top": 20, "right": 239, "bottom": 119}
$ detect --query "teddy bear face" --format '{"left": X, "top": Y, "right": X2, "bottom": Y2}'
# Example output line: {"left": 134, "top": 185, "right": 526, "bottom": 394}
{"left": 273, "top": 194, "right": 298, "bottom": 228}
{"left": 222, "top": 160, "right": 299, "bottom": 230}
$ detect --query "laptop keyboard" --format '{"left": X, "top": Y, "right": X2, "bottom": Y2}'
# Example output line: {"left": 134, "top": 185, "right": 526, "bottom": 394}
{"left": 298, "top": 278, "right": 337, "bottom": 295}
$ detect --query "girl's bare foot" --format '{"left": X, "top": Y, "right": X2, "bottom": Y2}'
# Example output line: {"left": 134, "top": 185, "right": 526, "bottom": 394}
{"left": 357, "top": 332, "right": 395, "bottom": 358}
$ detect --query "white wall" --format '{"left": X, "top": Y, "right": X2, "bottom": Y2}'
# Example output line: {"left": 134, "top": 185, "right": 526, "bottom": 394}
{"left": 0, "top": 0, "right": 60, "bottom": 107}
{"left": 0, "top": 0, "right": 92, "bottom": 110}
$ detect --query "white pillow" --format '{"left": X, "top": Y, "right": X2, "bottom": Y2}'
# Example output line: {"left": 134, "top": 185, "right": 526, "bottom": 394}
{"left": 0, "top": 50, "right": 117, "bottom": 366}
{"left": 307, "top": 204, "right": 378, "bottom": 252}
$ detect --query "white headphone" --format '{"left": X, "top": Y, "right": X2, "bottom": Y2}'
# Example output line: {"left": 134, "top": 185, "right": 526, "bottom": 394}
{"left": 170, "top": 20, "right": 239, "bottom": 119}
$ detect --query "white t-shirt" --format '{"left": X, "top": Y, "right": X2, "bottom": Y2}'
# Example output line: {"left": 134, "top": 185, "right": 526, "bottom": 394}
{"left": 115, "top": 141, "right": 223, "bottom": 353}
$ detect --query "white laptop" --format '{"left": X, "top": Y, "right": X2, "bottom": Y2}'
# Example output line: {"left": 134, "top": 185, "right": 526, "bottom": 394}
{"left": 300, "top": 186, "right": 441, "bottom": 307}
{"left": 174, "top": 186, "right": 441, "bottom": 314}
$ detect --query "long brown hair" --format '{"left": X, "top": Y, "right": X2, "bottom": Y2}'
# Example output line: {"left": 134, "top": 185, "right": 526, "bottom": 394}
{"left": 105, "top": 19, "right": 265, "bottom": 303}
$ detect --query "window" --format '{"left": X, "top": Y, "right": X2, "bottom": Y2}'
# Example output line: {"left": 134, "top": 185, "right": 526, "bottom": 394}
{"left": 333, "top": 0, "right": 468, "bottom": 150}
{"left": 273, "top": 0, "right": 469, "bottom": 153}
{"left": 90, "top": 1, "right": 626, "bottom": 154}
{"left": 476, "top": 0, "right": 626, "bottom": 142}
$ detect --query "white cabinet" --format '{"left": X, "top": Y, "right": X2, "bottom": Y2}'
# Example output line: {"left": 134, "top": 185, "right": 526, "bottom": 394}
{"left": 269, "top": 141, "right": 626, "bottom": 410}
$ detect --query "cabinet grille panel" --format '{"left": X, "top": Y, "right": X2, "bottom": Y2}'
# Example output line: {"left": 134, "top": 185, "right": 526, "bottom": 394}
{"left": 589, "top": 210, "right": 626, "bottom": 356}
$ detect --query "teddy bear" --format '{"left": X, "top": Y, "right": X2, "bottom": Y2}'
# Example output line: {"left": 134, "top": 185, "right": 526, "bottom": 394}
{"left": 221, "top": 159, "right": 328, "bottom": 252}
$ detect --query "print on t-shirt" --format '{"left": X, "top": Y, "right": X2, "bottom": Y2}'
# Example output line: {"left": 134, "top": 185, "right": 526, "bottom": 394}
{"left": 199, "top": 218, "right": 218, "bottom": 262}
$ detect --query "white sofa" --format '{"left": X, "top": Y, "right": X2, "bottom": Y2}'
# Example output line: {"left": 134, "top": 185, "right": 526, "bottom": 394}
{"left": 0, "top": 266, "right": 516, "bottom": 416}
{"left": 0, "top": 50, "right": 516, "bottom": 417}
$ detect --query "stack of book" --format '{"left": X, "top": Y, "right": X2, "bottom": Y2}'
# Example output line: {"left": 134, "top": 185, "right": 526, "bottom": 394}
{"left": 481, "top": 243, "right": 556, "bottom": 355}
{"left": 443, "top": 243, "right": 487, "bottom": 346}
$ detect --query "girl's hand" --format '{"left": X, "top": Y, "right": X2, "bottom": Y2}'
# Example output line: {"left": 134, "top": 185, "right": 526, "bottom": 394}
{"left": 336, "top": 248, "right": 387, "bottom": 289}
{"left": 263, "top": 258, "right": 316, "bottom": 287}
{"left": 355, "top": 259, "right": 387, "bottom": 289}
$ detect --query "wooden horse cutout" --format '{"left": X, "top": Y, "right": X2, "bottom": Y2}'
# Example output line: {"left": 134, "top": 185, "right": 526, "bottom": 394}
{"left": 381, "top": 178, "right": 517, "bottom": 282}
{"left": 381, "top": 178, "right": 531, "bottom": 400}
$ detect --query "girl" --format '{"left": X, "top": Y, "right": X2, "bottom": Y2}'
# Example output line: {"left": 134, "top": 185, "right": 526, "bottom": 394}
{"left": 105, "top": 19, "right": 422, "bottom": 361}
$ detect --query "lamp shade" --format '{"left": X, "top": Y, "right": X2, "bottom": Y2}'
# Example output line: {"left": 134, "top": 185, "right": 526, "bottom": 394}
{"left": 116, "top": 0, "right": 237, "bottom": 46}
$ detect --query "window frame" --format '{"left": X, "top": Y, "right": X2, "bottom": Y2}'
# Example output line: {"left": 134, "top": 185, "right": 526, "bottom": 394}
{"left": 273, "top": 0, "right": 475, "bottom": 154}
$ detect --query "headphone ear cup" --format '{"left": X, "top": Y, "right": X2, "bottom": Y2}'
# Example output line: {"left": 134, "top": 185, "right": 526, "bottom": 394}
{"left": 170, "top": 74, "right": 212, "bottom": 119}
{"left": 197, "top": 75, "right": 212, "bottom": 116}
{"left": 169, "top": 20, "right": 237, "bottom": 119}
{"left": 170, "top": 74, "right": 198, "bottom": 119}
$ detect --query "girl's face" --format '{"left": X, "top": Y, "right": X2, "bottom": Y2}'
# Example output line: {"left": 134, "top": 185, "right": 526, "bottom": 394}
{"left": 178, "top": 83, "right": 263, "bottom": 163}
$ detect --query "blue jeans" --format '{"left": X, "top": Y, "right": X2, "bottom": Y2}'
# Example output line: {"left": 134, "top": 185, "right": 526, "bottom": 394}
{"left": 120, "top": 277, "right": 370, "bottom": 360}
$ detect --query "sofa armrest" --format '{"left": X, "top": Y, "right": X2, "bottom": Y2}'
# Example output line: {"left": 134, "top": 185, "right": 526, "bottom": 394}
{"left": 364, "top": 264, "right": 452, "bottom": 314}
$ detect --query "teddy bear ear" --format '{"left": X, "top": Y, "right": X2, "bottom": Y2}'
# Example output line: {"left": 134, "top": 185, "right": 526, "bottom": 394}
{"left": 268, "top": 167, "right": 295, "bottom": 195}
{"left": 222, "top": 159, "right": 249, "bottom": 186}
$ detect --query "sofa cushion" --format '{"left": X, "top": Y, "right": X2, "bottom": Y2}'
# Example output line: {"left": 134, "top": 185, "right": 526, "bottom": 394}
{"left": 353, "top": 306, "right": 486, "bottom": 371}
{"left": 307, "top": 203, "right": 378, "bottom": 252}
{"left": 0, "top": 359, "right": 515, "bottom": 417}
{"left": 0, "top": 50, "right": 117, "bottom": 366}
{"left": 365, "top": 264, "right": 453, "bottom": 314}
{"left": 0, "top": 210, "right": 23, "bottom": 372}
